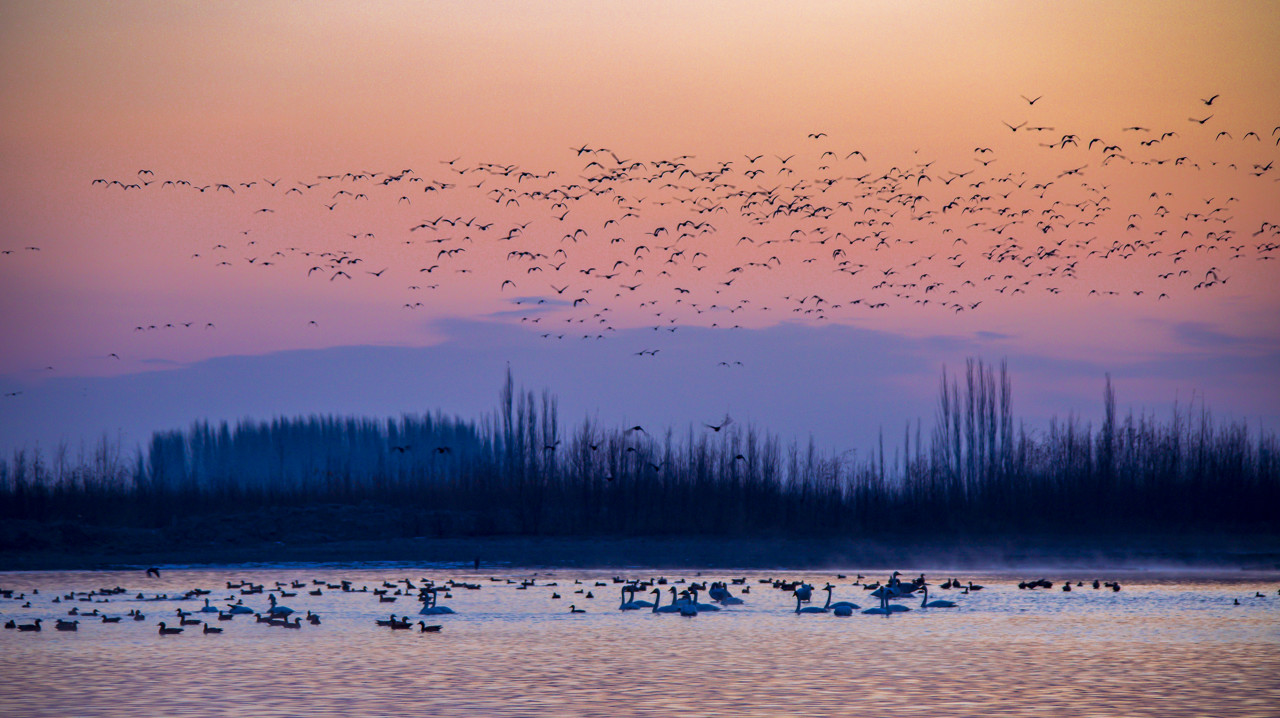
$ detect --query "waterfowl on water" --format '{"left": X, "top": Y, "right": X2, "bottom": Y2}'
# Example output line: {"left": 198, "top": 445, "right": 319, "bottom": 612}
{"left": 157, "top": 622, "right": 183, "bottom": 635}
{"left": 55, "top": 619, "right": 79, "bottom": 631}
{"left": 920, "top": 586, "right": 957, "bottom": 608}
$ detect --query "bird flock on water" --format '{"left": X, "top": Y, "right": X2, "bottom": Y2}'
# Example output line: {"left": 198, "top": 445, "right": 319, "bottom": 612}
{"left": 4, "top": 566, "right": 1275, "bottom": 635}
{"left": 4, "top": 93, "right": 1275, "bottom": 378}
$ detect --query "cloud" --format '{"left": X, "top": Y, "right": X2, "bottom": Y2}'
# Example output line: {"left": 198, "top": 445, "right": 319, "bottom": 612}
{"left": 2, "top": 319, "right": 1275, "bottom": 457}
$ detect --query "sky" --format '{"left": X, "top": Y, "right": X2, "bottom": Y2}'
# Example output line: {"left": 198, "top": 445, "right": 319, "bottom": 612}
{"left": 1, "top": 1, "right": 1278, "bottom": 458}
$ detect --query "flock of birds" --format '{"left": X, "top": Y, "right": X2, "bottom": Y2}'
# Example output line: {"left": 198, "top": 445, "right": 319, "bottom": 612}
{"left": 4, "top": 568, "right": 1275, "bottom": 634}
{"left": 4, "top": 93, "right": 1274, "bottom": 379}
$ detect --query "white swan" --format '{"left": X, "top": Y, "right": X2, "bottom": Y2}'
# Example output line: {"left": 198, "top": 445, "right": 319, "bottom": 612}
{"left": 822, "top": 584, "right": 860, "bottom": 611}
{"left": 197, "top": 598, "right": 218, "bottom": 613}
{"left": 708, "top": 582, "right": 745, "bottom": 605}
{"left": 920, "top": 586, "right": 957, "bottom": 608}
{"left": 795, "top": 593, "right": 829, "bottom": 614}
{"left": 686, "top": 587, "right": 721, "bottom": 611}
{"left": 266, "top": 594, "right": 294, "bottom": 617}
{"left": 418, "top": 591, "right": 455, "bottom": 615}
{"left": 651, "top": 588, "right": 684, "bottom": 614}
{"left": 619, "top": 586, "right": 654, "bottom": 610}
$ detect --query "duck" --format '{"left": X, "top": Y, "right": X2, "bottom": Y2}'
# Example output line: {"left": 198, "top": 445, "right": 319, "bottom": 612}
{"left": 17, "top": 619, "right": 42, "bottom": 631}
{"left": 55, "top": 619, "right": 79, "bottom": 631}
{"left": 202, "top": 623, "right": 222, "bottom": 634}
{"left": 157, "top": 622, "right": 183, "bottom": 635}
{"left": 568, "top": 605, "right": 586, "bottom": 613}
{"left": 418, "top": 622, "right": 442, "bottom": 632}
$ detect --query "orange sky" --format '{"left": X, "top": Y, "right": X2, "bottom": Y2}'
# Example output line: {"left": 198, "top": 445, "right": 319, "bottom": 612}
{"left": 0, "top": 1, "right": 1277, "bottom": 452}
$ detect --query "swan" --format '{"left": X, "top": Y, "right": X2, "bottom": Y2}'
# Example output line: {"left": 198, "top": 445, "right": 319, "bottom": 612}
{"left": 822, "top": 584, "right": 860, "bottom": 611}
{"left": 686, "top": 587, "right": 721, "bottom": 611}
{"left": 708, "top": 582, "right": 745, "bottom": 605}
{"left": 862, "top": 594, "right": 891, "bottom": 615}
{"left": 197, "top": 598, "right": 218, "bottom": 613}
{"left": 226, "top": 601, "right": 254, "bottom": 615}
{"left": 266, "top": 594, "right": 294, "bottom": 616}
{"left": 618, "top": 586, "right": 652, "bottom": 610}
{"left": 650, "top": 588, "right": 683, "bottom": 614}
{"left": 920, "top": 586, "right": 957, "bottom": 608}
{"left": 795, "top": 593, "right": 829, "bottom": 614}
{"left": 418, "top": 591, "right": 455, "bottom": 615}
{"left": 793, "top": 583, "right": 814, "bottom": 603}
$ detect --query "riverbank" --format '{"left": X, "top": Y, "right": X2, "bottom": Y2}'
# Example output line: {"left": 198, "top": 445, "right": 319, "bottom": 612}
{"left": 2, "top": 518, "right": 1277, "bottom": 571}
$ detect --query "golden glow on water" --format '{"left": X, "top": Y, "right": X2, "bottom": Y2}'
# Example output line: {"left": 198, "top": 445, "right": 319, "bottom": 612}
{"left": 1, "top": 568, "right": 1277, "bottom": 716}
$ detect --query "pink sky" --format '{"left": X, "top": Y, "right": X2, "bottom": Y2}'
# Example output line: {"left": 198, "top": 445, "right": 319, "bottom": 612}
{"left": 1, "top": 1, "right": 1277, "bottom": 454}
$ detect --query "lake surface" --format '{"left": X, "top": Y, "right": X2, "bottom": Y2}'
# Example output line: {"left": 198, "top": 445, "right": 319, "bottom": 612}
{"left": 2, "top": 565, "right": 1278, "bottom": 717}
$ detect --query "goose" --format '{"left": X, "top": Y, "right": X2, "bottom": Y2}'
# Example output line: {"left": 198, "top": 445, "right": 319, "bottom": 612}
{"left": 920, "top": 586, "right": 957, "bottom": 608}
{"left": 157, "top": 622, "right": 183, "bottom": 635}
{"left": 795, "top": 593, "right": 829, "bottom": 614}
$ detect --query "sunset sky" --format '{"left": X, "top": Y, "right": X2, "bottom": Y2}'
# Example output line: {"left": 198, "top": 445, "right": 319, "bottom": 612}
{"left": 1, "top": 1, "right": 1277, "bottom": 457}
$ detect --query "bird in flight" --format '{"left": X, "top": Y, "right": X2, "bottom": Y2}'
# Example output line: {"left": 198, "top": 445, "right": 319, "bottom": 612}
{"left": 705, "top": 415, "right": 733, "bottom": 432}
{"left": 1200, "top": 94, "right": 1219, "bottom": 106}
{"left": 1020, "top": 95, "right": 1042, "bottom": 105}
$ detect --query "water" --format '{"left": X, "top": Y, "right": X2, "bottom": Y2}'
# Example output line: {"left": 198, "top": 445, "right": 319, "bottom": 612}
{"left": 2, "top": 566, "right": 1278, "bottom": 717}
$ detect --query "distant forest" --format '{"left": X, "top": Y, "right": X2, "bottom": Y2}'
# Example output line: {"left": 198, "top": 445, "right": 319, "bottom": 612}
{"left": 2, "top": 361, "right": 1276, "bottom": 539}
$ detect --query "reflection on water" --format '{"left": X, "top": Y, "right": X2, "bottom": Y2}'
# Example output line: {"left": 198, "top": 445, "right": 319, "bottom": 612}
{"left": 2, "top": 567, "right": 1278, "bottom": 717}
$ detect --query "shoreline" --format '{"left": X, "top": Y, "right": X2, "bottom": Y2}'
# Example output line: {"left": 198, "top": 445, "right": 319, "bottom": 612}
{"left": 4, "top": 531, "right": 1278, "bottom": 573}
